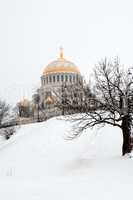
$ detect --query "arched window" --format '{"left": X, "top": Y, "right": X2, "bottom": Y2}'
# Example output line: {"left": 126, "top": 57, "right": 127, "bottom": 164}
{"left": 53, "top": 76, "right": 55, "bottom": 83}
{"left": 79, "top": 76, "right": 82, "bottom": 84}
{"left": 73, "top": 76, "right": 75, "bottom": 83}
{"left": 57, "top": 75, "right": 60, "bottom": 82}
{"left": 49, "top": 76, "right": 52, "bottom": 83}
{"left": 61, "top": 75, "right": 64, "bottom": 82}
{"left": 65, "top": 75, "right": 68, "bottom": 82}
{"left": 76, "top": 74, "right": 78, "bottom": 82}
{"left": 69, "top": 75, "right": 72, "bottom": 82}
{"left": 43, "top": 78, "right": 45, "bottom": 85}
{"left": 46, "top": 76, "right": 48, "bottom": 84}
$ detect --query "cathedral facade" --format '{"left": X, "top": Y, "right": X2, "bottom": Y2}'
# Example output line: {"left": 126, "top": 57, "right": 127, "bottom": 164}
{"left": 38, "top": 48, "right": 83, "bottom": 118}
{"left": 18, "top": 48, "right": 84, "bottom": 121}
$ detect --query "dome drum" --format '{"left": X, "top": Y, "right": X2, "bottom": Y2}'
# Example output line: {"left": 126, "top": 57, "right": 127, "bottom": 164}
{"left": 41, "top": 72, "right": 82, "bottom": 86}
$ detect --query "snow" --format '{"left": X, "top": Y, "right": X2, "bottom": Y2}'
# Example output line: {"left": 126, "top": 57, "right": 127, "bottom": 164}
{"left": 0, "top": 117, "right": 133, "bottom": 200}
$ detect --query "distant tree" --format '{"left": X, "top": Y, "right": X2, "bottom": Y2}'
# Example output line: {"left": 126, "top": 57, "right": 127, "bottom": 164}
{"left": 0, "top": 99, "right": 10, "bottom": 126}
{"left": 0, "top": 99, "right": 16, "bottom": 139}
{"left": 1, "top": 127, "right": 16, "bottom": 140}
{"left": 65, "top": 58, "right": 133, "bottom": 156}
{"left": 32, "top": 93, "right": 41, "bottom": 122}
{"left": 16, "top": 101, "right": 32, "bottom": 118}
{"left": 57, "top": 81, "right": 96, "bottom": 115}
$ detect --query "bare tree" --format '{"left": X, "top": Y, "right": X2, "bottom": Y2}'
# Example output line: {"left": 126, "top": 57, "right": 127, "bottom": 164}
{"left": 56, "top": 80, "right": 96, "bottom": 115}
{"left": 65, "top": 58, "right": 133, "bottom": 156}
{"left": 0, "top": 100, "right": 16, "bottom": 139}
{"left": 16, "top": 103, "right": 32, "bottom": 118}
{"left": 60, "top": 82, "right": 83, "bottom": 115}
{"left": 0, "top": 100, "right": 10, "bottom": 126}
{"left": 32, "top": 93, "right": 41, "bottom": 122}
{"left": 1, "top": 126, "right": 16, "bottom": 140}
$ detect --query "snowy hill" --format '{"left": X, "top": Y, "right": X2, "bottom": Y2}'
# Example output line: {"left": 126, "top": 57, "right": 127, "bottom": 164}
{"left": 0, "top": 117, "right": 133, "bottom": 200}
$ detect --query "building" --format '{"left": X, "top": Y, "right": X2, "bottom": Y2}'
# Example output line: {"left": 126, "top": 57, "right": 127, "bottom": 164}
{"left": 38, "top": 47, "right": 83, "bottom": 118}
{"left": 17, "top": 48, "right": 84, "bottom": 121}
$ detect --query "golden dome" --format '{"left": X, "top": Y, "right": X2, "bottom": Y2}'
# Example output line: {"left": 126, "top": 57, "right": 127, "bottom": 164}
{"left": 43, "top": 48, "right": 80, "bottom": 75}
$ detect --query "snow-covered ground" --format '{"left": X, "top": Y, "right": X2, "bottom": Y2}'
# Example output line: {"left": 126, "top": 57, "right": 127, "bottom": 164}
{"left": 0, "top": 117, "right": 133, "bottom": 200}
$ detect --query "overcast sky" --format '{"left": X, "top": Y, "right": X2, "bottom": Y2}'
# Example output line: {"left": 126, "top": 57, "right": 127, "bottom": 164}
{"left": 0, "top": 0, "right": 133, "bottom": 105}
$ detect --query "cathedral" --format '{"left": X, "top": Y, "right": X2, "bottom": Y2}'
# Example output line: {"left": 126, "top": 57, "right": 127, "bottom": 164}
{"left": 37, "top": 47, "right": 83, "bottom": 118}
{"left": 18, "top": 48, "right": 83, "bottom": 120}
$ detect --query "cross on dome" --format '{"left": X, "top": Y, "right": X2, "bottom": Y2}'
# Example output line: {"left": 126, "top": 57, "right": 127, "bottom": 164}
{"left": 59, "top": 46, "right": 64, "bottom": 59}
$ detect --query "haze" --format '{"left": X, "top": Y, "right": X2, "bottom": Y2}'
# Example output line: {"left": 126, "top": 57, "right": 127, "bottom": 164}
{"left": 0, "top": 0, "right": 133, "bottom": 105}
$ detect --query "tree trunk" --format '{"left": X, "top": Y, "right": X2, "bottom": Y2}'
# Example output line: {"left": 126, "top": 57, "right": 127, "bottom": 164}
{"left": 122, "top": 115, "right": 133, "bottom": 156}
{"left": 37, "top": 103, "right": 40, "bottom": 122}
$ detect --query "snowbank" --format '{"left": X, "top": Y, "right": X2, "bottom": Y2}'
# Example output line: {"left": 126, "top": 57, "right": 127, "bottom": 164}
{"left": 0, "top": 117, "right": 132, "bottom": 200}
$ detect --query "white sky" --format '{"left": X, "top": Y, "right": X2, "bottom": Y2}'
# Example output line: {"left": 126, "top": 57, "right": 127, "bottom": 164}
{"left": 0, "top": 0, "right": 133, "bottom": 105}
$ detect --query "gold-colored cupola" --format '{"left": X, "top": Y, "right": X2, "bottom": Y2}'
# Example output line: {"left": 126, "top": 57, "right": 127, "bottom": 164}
{"left": 43, "top": 48, "right": 80, "bottom": 75}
